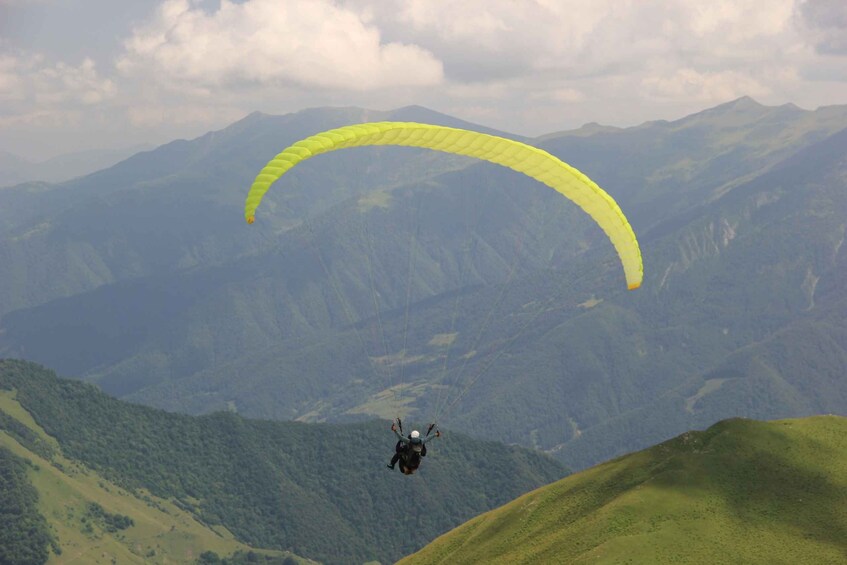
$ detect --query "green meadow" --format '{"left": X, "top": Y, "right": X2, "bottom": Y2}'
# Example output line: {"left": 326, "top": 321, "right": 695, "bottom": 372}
{"left": 401, "top": 416, "right": 847, "bottom": 564}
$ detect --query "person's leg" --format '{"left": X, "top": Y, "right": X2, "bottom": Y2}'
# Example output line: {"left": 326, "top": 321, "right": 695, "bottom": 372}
{"left": 388, "top": 452, "right": 400, "bottom": 469}
{"left": 388, "top": 441, "right": 405, "bottom": 469}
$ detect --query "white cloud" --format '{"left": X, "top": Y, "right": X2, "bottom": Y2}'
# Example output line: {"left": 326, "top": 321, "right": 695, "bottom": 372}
{"left": 361, "top": 0, "right": 800, "bottom": 78}
{"left": 0, "top": 52, "right": 115, "bottom": 104}
{"left": 0, "top": 51, "right": 115, "bottom": 129}
{"left": 397, "top": 1, "right": 514, "bottom": 48}
{"left": 685, "top": 1, "right": 793, "bottom": 39}
{"left": 0, "top": 54, "right": 28, "bottom": 101}
{"left": 117, "top": 0, "right": 444, "bottom": 91}
{"left": 126, "top": 103, "right": 243, "bottom": 128}
{"left": 366, "top": 0, "right": 611, "bottom": 80}
{"left": 530, "top": 87, "right": 586, "bottom": 104}
{"left": 33, "top": 58, "right": 117, "bottom": 105}
{"left": 641, "top": 68, "right": 772, "bottom": 102}
{"left": 3, "top": 0, "right": 847, "bottom": 160}
{"left": 0, "top": 109, "right": 80, "bottom": 129}
{"left": 334, "top": 0, "right": 847, "bottom": 133}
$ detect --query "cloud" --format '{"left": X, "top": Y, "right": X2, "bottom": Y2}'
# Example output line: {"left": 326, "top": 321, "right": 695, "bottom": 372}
{"left": 33, "top": 58, "right": 117, "bottom": 105}
{"left": 0, "top": 52, "right": 115, "bottom": 105}
{"left": 0, "top": 54, "right": 28, "bottom": 101}
{"left": 126, "top": 103, "right": 244, "bottom": 128}
{"left": 359, "top": 0, "right": 797, "bottom": 79}
{"left": 795, "top": 0, "right": 847, "bottom": 54}
{"left": 335, "top": 0, "right": 818, "bottom": 128}
{"left": 3, "top": 0, "right": 847, "bottom": 160}
{"left": 0, "top": 109, "right": 79, "bottom": 129}
{"left": 530, "top": 87, "right": 586, "bottom": 104}
{"left": 117, "top": 0, "right": 444, "bottom": 91}
{"left": 364, "top": 0, "right": 610, "bottom": 81}
{"left": 0, "top": 51, "right": 115, "bottom": 129}
{"left": 641, "top": 68, "right": 772, "bottom": 102}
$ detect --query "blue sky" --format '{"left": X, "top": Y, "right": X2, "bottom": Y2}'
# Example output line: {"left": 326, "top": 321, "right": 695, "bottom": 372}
{"left": 2, "top": 0, "right": 846, "bottom": 160}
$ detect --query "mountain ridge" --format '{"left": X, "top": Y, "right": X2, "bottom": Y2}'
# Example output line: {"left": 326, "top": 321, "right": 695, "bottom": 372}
{"left": 400, "top": 415, "right": 847, "bottom": 564}
{"left": 1, "top": 98, "right": 846, "bottom": 473}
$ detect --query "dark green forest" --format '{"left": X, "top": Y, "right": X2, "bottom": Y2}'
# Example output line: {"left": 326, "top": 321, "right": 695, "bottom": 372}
{"left": 0, "top": 359, "right": 566, "bottom": 564}
{"left": 0, "top": 447, "right": 56, "bottom": 565}
{"left": 197, "top": 551, "right": 298, "bottom": 565}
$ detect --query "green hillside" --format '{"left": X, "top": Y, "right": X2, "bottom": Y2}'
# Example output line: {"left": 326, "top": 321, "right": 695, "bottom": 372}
{"left": 0, "top": 359, "right": 566, "bottom": 564}
{"left": 400, "top": 416, "right": 847, "bottom": 564}
{"left": 0, "top": 402, "right": 296, "bottom": 565}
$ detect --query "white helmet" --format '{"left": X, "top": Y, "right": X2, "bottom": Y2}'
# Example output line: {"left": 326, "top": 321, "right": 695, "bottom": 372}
{"left": 410, "top": 430, "right": 420, "bottom": 439}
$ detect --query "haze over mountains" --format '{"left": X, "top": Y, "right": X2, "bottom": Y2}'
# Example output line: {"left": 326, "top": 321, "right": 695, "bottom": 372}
{"left": 0, "top": 145, "right": 153, "bottom": 188}
{"left": 1, "top": 97, "right": 845, "bottom": 471}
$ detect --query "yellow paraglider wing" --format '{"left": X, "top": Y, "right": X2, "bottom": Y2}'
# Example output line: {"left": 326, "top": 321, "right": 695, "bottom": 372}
{"left": 244, "top": 122, "right": 643, "bottom": 290}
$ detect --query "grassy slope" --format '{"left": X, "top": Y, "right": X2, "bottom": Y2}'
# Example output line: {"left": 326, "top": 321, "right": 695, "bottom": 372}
{"left": 400, "top": 416, "right": 847, "bottom": 564}
{"left": 0, "top": 391, "right": 298, "bottom": 565}
{"left": 0, "top": 359, "right": 567, "bottom": 564}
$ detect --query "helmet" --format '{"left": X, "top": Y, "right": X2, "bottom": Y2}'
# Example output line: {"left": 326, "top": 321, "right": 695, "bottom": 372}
{"left": 410, "top": 429, "right": 423, "bottom": 448}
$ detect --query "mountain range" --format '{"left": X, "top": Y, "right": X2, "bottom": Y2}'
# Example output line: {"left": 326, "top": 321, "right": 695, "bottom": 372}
{"left": 0, "top": 145, "right": 152, "bottom": 188}
{"left": 1, "top": 97, "right": 845, "bottom": 471}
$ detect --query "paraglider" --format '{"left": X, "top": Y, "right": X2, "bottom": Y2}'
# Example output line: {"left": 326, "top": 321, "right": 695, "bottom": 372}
{"left": 244, "top": 121, "right": 643, "bottom": 289}
{"left": 243, "top": 121, "right": 644, "bottom": 475}
{"left": 387, "top": 419, "right": 440, "bottom": 475}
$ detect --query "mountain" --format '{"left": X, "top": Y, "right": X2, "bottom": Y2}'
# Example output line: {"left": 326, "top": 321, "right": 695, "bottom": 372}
{"left": 0, "top": 151, "right": 32, "bottom": 188}
{"left": 0, "top": 359, "right": 566, "bottom": 564}
{"left": 0, "top": 146, "right": 153, "bottom": 188}
{"left": 0, "top": 105, "right": 518, "bottom": 320}
{"left": 547, "top": 122, "right": 847, "bottom": 469}
{"left": 0, "top": 431, "right": 296, "bottom": 565}
{"left": 1, "top": 98, "right": 846, "bottom": 472}
{"left": 399, "top": 416, "right": 847, "bottom": 564}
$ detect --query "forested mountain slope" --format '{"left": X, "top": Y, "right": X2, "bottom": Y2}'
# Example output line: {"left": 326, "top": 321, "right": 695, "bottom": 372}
{"left": 0, "top": 360, "right": 566, "bottom": 564}
{"left": 1, "top": 99, "right": 845, "bottom": 470}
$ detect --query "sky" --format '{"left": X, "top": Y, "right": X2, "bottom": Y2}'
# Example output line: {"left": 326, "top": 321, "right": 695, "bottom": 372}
{"left": 1, "top": 0, "right": 846, "bottom": 161}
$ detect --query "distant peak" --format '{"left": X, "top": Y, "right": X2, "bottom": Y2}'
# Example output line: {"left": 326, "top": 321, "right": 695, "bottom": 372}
{"left": 574, "top": 122, "right": 620, "bottom": 134}
{"left": 250, "top": 110, "right": 276, "bottom": 120}
{"left": 735, "top": 95, "right": 759, "bottom": 104}
{"left": 681, "top": 97, "right": 811, "bottom": 124}
{"left": 716, "top": 96, "right": 765, "bottom": 111}
{"left": 228, "top": 110, "right": 271, "bottom": 128}
{"left": 388, "top": 104, "right": 456, "bottom": 123}
{"left": 668, "top": 96, "right": 774, "bottom": 126}
{"left": 394, "top": 104, "right": 430, "bottom": 113}
{"left": 385, "top": 105, "right": 522, "bottom": 139}
{"left": 535, "top": 121, "right": 620, "bottom": 141}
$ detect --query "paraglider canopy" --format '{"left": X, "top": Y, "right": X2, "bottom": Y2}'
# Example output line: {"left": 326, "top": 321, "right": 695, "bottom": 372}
{"left": 244, "top": 122, "right": 643, "bottom": 290}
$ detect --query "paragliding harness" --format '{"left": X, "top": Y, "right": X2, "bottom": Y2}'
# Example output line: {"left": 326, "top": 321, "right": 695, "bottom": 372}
{"left": 392, "top": 420, "right": 439, "bottom": 475}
